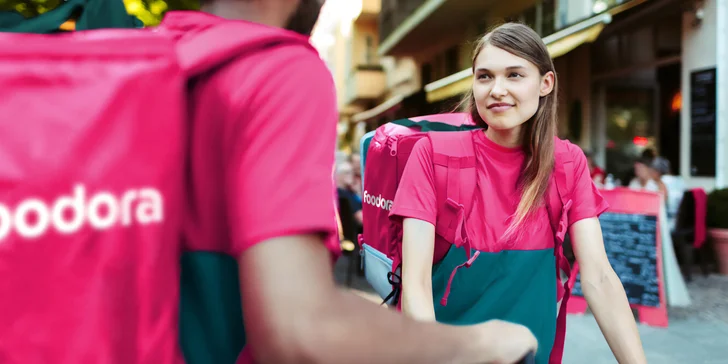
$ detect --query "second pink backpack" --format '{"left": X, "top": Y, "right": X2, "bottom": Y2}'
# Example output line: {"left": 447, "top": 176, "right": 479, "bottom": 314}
{"left": 357, "top": 113, "right": 479, "bottom": 305}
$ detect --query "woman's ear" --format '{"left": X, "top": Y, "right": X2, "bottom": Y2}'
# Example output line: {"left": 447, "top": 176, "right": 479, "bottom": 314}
{"left": 540, "top": 71, "right": 555, "bottom": 97}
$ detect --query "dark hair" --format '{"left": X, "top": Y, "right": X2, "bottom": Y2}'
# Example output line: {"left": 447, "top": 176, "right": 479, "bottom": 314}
{"left": 459, "top": 22, "right": 557, "bottom": 233}
{"left": 641, "top": 148, "right": 656, "bottom": 159}
{"left": 635, "top": 156, "right": 653, "bottom": 166}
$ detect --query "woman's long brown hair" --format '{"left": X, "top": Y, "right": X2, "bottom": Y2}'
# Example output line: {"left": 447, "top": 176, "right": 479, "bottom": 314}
{"left": 460, "top": 23, "right": 558, "bottom": 238}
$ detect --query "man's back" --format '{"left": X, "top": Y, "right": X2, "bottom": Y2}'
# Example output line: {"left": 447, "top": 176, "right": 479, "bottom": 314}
{"left": 162, "top": 10, "right": 339, "bottom": 258}
{"left": 161, "top": 11, "right": 341, "bottom": 363}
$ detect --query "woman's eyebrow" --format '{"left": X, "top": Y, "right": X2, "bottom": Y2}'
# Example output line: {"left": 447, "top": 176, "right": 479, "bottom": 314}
{"left": 475, "top": 65, "right": 527, "bottom": 72}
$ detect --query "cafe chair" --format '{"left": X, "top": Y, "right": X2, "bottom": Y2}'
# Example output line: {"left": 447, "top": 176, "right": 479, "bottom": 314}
{"left": 672, "top": 188, "right": 713, "bottom": 282}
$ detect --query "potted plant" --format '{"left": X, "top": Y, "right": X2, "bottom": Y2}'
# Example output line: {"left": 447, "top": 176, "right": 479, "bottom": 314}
{"left": 707, "top": 188, "right": 728, "bottom": 275}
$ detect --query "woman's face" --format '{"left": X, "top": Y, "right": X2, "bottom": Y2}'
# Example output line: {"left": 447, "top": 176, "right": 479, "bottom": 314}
{"left": 472, "top": 44, "right": 554, "bottom": 132}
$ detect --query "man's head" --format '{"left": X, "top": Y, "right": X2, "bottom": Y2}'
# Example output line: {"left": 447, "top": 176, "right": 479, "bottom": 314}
{"left": 284, "top": 0, "right": 325, "bottom": 36}
{"left": 200, "top": 0, "right": 324, "bottom": 36}
{"left": 650, "top": 157, "right": 671, "bottom": 177}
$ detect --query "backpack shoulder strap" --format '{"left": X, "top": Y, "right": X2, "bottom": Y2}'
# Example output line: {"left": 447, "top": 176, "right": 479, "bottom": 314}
{"left": 428, "top": 131, "right": 477, "bottom": 248}
{"left": 547, "top": 137, "right": 577, "bottom": 242}
{"left": 547, "top": 137, "right": 579, "bottom": 364}
{"left": 175, "top": 23, "right": 312, "bottom": 77}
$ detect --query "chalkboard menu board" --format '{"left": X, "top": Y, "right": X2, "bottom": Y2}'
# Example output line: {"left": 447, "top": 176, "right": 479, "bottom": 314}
{"left": 690, "top": 68, "right": 716, "bottom": 177}
{"left": 572, "top": 212, "right": 660, "bottom": 308}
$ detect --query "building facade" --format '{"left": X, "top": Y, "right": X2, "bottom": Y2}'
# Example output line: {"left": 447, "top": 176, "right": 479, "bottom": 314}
{"left": 327, "top": 0, "right": 726, "bottom": 190}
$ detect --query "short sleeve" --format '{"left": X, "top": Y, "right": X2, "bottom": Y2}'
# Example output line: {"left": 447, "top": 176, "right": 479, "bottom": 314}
{"left": 389, "top": 137, "right": 438, "bottom": 225}
{"left": 225, "top": 45, "right": 339, "bottom": 257}
{"left": 567, "top": 143, "right": 610, "bottom": 226}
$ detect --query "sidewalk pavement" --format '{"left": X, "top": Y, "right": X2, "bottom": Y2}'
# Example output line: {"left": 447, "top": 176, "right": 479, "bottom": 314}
{"left": 563, "top": 313, "right": 728, "bottom": 364}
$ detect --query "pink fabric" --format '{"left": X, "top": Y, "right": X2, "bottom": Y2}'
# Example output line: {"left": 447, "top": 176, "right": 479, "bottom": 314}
{"left": 162, "top": 12, "right": 340, "bottom": 258}
{"left": 563, "top": 142, "right": 610, "bottom": 226}
{"left": 693, "top": 188, "right": 708, "bottom": 249}
{"left": 392, "top": 131, "right": 563, "bottom": 252}
{"left": 0, "top": 30, "right": 186, "bottom": 363}
{"left": 359, "top": 115, "right": 473, "bottom": 274}
{"left": 236, "top": 348, "right": 254, "bottom": 364}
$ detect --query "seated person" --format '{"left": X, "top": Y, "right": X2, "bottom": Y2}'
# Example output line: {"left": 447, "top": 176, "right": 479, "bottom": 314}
{"left": 651, "top": 157, "right": 685, "bottom": 231}
{"left": 628, "top": 156, "right": 663, "bottom": 193}
{"left": 336, "top": 161, "right": 363, "bottom": 226}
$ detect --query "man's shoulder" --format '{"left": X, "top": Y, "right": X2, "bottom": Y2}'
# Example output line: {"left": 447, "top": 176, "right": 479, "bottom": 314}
{"left": 212, "top": 41, "right": 331, "bottom": 99}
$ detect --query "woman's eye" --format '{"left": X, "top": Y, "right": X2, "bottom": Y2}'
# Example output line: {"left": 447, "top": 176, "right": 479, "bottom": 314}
{"left": 477, "top": 74, "right": 491, "bottom": 80}
{"left": 509, "top": 72, "right": 523, "bottom": 78}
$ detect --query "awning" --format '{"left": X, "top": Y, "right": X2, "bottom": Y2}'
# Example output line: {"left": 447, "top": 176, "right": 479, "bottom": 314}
{"left": 424, "top": 13, "right": 613, "bottom": 103}
{"left": 351, "top": 94, "right": 405, "bottom": 123}
{"left": 542, "top": 12, "right": 610, "bottom": 58}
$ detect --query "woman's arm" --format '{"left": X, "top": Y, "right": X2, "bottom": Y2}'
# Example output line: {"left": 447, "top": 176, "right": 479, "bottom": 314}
{"left": 401, "top": 217, "right": 437, "bottom": 321}
{"left": 570, "top": 217, "right": 647, "bottom": 364}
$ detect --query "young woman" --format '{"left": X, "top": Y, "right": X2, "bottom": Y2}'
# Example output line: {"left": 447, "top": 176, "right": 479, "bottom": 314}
{"left": 390, "top": 23, "right": 647, "bottom": 364}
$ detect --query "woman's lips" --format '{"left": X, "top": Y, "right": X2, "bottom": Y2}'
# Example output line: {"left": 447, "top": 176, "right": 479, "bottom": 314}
{"left": 487, "top": 103, "right": 513, "bottom": 113}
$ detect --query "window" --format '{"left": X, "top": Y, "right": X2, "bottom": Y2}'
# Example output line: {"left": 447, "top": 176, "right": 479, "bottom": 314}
{"left": 604, "top": 87, "right": 657, "bottom": 183}
{"left": 690, "top": 68, "right": 717, "bottom": 177}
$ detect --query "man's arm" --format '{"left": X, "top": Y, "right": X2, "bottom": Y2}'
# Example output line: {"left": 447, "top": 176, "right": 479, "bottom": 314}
{"left": 239, "top": 234, "right": 537, "bottom": 364}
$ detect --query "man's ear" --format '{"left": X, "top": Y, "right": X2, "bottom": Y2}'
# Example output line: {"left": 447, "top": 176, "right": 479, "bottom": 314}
{"left": 540, "top": 71, "right": 555, "bottom": 97}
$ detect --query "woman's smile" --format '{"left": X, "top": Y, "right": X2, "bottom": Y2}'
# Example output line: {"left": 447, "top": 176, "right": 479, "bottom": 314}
{"left": 487, "top": 102, "right": 515, "bottom": 113}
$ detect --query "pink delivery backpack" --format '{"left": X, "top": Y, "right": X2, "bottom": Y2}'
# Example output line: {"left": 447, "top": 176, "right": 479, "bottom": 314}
{"left": 0, "top": 21, "right": 312, "bottom": 364}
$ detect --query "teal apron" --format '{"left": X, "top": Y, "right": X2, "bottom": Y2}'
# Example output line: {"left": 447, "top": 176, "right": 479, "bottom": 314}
{"left": 432, "top": 245, "right": 557, "bottom": 364}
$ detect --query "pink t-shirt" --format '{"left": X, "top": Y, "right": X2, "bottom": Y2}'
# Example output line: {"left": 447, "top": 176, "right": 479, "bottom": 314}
{"left": 391, "top": 130, "right": 608, "bottom": 255}
{"left": 178, "top": 14, "right": 341, "bottom": 363}
{"left": 174, "top": 12, "right": 340, "bottom": 257}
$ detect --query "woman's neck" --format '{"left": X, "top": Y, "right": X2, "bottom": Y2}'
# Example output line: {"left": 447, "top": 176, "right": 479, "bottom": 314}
{"left": 485, "top": 126, "right": 522, "bottom": 149}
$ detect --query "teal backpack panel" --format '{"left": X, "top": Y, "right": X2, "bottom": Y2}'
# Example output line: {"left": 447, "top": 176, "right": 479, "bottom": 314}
{"left": 180, "top": 252, "right": 246, "bottom": 363}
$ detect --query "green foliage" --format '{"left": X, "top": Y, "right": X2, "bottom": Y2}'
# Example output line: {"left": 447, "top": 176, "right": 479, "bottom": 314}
{"left": 707, "top": 188, "right": 728, "bottom": 229}
{"left": 0, "top": 0, "right": 64, "bottom": 17}
{"left": 0, "top": 0, "right": 199, "bottom": 25}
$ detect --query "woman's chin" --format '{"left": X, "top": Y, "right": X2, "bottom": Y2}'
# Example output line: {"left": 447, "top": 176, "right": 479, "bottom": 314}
{"left": 484, "top": 119, "right": 523, "bottom": 132}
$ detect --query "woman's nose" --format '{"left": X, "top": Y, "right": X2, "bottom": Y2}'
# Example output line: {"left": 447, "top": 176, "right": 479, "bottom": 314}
{"left": 490, "top": 77, "right": 507, "bottom": 97}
